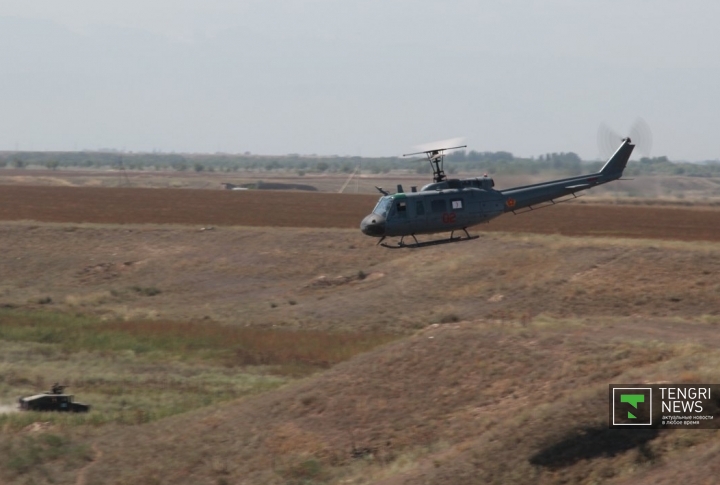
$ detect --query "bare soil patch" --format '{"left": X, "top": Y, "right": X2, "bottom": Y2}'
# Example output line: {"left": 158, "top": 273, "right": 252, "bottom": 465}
{"left": 1, "top": 185, "right": 720, "bottom": 243}
{"left": 1, "top": 223, "right": 718, "bottom": 330}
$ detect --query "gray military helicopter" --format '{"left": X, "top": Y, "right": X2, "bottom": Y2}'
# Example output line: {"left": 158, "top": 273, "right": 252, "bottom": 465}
{"left": 360, "top": 137, "right": 635, "bottom": 248}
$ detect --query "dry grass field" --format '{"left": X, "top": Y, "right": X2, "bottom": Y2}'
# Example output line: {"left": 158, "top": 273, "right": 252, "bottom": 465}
{"left": 1, "top": 182, "right": 720, "bottom": 485}
{"left": 2, "top": 167, "right": 720, "bottom": 204}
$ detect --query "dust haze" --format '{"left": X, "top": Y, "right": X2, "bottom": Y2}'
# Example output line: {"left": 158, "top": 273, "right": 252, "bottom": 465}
{"left": 0, "top": 404, "right": 18, "bottom": 414}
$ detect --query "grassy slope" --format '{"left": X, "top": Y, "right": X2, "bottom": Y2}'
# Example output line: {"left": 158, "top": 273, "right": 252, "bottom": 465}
{"left": 0, "top": 311, "right": 397, "bottom": 484}
{"left": 1, "top": 221, "right": 719, "bottom": 484}
{"left": 82, "top": 318, "right": 720, "bottom": 485}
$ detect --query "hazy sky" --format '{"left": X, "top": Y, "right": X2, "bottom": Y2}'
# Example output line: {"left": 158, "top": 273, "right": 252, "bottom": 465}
{"left": 1, "top": 1, "right": 718, "bottom": 160}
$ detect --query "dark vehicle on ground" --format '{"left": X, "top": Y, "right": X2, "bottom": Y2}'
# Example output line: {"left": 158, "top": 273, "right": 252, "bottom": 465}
{"left": 18, "top": 384, "right": 91, "bottom": 413}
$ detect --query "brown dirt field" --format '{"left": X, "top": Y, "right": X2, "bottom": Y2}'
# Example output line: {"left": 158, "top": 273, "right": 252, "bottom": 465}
{"left": 1, "top": 221, "right": 718, "bottom": 331}
{"left": 2, "top": 185, "right": 720, "bottom": 242}
{"left": 3, "top": 184, "right": 720, "bottom": 484}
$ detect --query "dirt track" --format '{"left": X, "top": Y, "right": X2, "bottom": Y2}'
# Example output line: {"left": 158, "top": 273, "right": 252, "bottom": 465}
{"left": 2, "top": 185, "right": 720, "bottom": 242}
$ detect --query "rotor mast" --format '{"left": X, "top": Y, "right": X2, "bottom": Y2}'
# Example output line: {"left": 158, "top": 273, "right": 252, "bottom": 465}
{"left": 404, "top": 145, "right": 467, "bottom": 183}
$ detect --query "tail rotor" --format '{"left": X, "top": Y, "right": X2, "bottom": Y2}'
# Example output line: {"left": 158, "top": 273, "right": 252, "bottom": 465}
{"left": 598, "top": 118, "right": 652, "bottom": 159}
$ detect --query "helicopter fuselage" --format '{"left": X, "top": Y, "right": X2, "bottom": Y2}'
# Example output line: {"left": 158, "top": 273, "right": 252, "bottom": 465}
{"left": 360, "top": 177, "right": 505, "bottom": 238}
{"left": 361, "top": 138, "right": 635, "bottom": 246}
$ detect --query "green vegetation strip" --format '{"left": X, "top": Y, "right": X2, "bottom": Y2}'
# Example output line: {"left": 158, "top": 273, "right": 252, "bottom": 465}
{"left": 0, "top": 309, "right": 398, "bottom": 433}
{"left": 0, "top": 309, "right": 398, "bottom": 368}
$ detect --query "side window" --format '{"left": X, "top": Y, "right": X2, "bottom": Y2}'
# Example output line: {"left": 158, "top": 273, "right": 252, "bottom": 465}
{"left": 451, "top": 199, "right": 464, "bottom": 210}
{"left": 416, "top": 201, "right": 425, "bottom": 216}
{"left": 431, "top": 199, "right": 446, "bottom": 213}
{"left": 396, "top": 201, "right": 407, "bottom": 217}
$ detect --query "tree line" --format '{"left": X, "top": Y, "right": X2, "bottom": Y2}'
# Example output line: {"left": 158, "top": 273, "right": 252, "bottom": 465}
{"left": 0, "top": 150, "right": 718, "bottom": 177}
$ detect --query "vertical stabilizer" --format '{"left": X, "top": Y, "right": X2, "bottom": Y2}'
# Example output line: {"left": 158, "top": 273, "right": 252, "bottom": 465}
{"left": 600, "top": 138, "right": 635, "bottom": 179}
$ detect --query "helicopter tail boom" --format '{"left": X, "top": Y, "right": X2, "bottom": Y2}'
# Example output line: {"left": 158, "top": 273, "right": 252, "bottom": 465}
{"left": 500, "top": 138, "right": 635, "bottom": 212}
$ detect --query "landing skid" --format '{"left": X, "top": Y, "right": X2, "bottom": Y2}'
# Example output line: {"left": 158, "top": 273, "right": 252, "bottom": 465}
{"left": 379, "top": 229, "right": 479, "bottom": 249}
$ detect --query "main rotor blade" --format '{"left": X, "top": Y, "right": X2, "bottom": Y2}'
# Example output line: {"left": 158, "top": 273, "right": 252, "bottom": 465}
{"left": 405, "top": 136, "right": 466, "bottom": 156}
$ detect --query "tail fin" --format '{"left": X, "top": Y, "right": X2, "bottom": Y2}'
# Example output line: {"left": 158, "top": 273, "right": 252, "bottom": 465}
{"left": 600, "top": 138, "right": 635, "bottom": 178}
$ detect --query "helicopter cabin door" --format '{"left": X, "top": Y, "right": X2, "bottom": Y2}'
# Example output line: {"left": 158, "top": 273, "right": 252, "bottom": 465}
{"left": 410, "top": 199, "right": 428, "bottom": 232}
{"left": 427, "top": 198, "right": 449, "bottom": 233}
{"left": 390, "top": 195, "right": 411, "bottom": 234}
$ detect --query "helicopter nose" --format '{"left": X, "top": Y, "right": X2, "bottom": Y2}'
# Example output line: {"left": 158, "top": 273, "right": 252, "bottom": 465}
{"left": 360, "top": 214, "right": 386, "bottom": 237}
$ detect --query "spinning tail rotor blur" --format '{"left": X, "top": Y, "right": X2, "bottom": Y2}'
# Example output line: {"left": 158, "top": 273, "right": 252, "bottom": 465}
{"left": 598, "top": 118, "right": 652, "bottom": 159}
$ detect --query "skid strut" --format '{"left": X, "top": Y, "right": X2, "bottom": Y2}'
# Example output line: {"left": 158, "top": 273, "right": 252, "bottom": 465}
{"left": 380, "top": 229, "right": 478, "bottom": 249}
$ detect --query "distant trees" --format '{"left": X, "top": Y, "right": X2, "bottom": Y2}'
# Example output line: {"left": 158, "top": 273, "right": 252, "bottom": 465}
{"left": 447, "top": 150, "right": 514, "bottom": 163}
{"left": 0, "top": 149, "right": 717, "bottom": 178}
{"left": 545, "top": 152, "right": 582, "bottom": 175}
{"left": 265, "top": 160, "right": 283, "bottom": 171}
{"left": 624, "top": 156, "right": 673, "bottom": 176}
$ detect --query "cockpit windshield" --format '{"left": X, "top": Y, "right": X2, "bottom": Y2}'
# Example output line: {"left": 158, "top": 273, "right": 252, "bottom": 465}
{"left": 372, "top": 196, "right": 392, "bottom": 217}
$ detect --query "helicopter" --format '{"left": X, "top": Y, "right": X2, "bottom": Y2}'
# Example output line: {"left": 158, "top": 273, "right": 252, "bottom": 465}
{"left": 360, "top": 137, "right": 635, "bottom": 248}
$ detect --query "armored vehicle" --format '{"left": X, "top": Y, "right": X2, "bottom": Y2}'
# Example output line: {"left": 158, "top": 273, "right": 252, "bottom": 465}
{"left": 18, "top": 384, "right": 91, "bottom": 413}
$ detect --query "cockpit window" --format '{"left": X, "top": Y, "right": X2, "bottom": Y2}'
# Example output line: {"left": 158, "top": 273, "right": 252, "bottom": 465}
{"left": 372, "top": 197, "right": 392, "bottom": 217}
